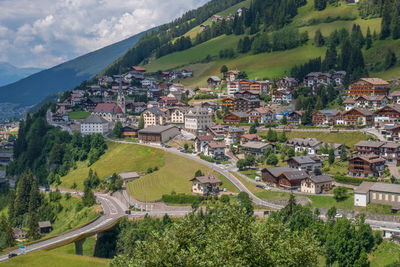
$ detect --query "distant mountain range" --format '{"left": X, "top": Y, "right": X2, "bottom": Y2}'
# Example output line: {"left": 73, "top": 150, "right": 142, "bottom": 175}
{"left": 0, "top": 62, "right": 42, "bottom": 87}
{"left": 0, "top": 28, "right": 151, "bottom": 108}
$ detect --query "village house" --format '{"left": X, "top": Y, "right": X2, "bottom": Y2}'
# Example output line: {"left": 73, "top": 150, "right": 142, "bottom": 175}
{"left": 224, "top": 127, "right": 246, "bottom": 146}
{"left": 374, "top": 104, "right": 400, "bottom": 128}
{"left": 80, "top": 114, "right": 109, "bottom": 135}
{"left": 225, "top": 70, "right": 240, "bottom": 82}
{"left": 223, "top": 112, "right": 248, "bottom": 124}
{"left": 354, "top": 95, "right": 388, "bottom": 110}
{"left": 312, "top": 109, "right": 340, "bottom": 126}
{"left": 141, "top": 77, "right": 157, "bottom": 88}
{"left": 272, "top": 90, "right": 292, "bottom": 104}
{"left": 349, "top": 154, "right": 386, "bottom": 177}
{"left": 194, "top": 135, "right": 214, "bottom": 153}
{"left": 39, "top": 221, "right": 52, "bottom": 234}
{"left": 207, "top": 76, "right": 222, "bottom": 87}
{"left": 303, "top": 71, "right": 346, "bottom": 88}
{"left": 138, "top": 125, "right": 180, "bottom": 144}
{"left": 199, "top": 24, "right": 209, "bottom": 32}
{"left": 184, "top": 107, "right": 212, "bottom": 135}
{"left": 286, "top": 156, "right": 323, "bottom": 173}
{"left": 126, "top": 102, "right": 146, "bottom": 114}
{"left": 354, "top": 140, "right": 400, "bottom": 165}
{"left": 240, "top": 134, "right": 262, "bottom": 145}
{"left": 0, "top": 153, "right": 13, "bottom": 165}
{"left": 354, "top": 182, "right": 400, "bottom": 211}
{"left": 204, "top": 142, "right": 226, "bottom": 159}
{"left": 206, "top": 125, "right": 226, "bottom": 140}
{"left": 233, "top": 90, "right": 260, "bottom": 100}
{"left": 342, "top": 108, "right": 374, "bottom": 126}
{"left": 142, "top": 107, "right": 166, "bottom": 128}
{"left": 382, "top": 125, "right": 400, "bottom": 142}
{"left": 131, "top": 66, "right": 146, "bottom": 73}
{"left": 241, "top": 141, "right": 273, "bottom": 157}
{"left": 390, "top": 91, "right": 400, "bottom": 104}
{"left": 181, "top": 69, "right": 193, "bottom": 78}
{"left": 301, "top": 175, "right": 334, "bottom": 194}
{"left": 347, "top": 78, "right": 390, "bottom": 97}
{"left": 276, "top": 77, "right": 299, "bottom": 91}
{"left": 121, "top": 126, "right": 138, "bottom": 138}
{"left": 247, "top": 107, "right": 275, "bottom": 124}
{"left": 170, "top": 108, "right": 186, "bottom": 124}
{"left": 343, "top": 98, "right": 357, "bottom": 111}
{"left": 287, "top": 111, "right": 303, "bottom": 125}
{"left": 261, "top": 166, "right": 309, "bottom": 189}
{"left": 211, "top": 15, "right": 223, "bottom": 22}
{"left": 287, "top": 138, "right": 322, "bottom": 155}
{"left": 93, "top": 103, "right": 123, "bottom": 122}
{"left": 13, "top": 228, "right": 27, "bottom": 241}
{"left": 191, "top": 176, "right": 221, "bottom": 196}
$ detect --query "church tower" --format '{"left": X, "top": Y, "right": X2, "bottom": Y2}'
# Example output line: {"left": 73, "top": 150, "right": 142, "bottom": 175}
{"left": 117, "top": 80, "right": 126, "bottom": 114}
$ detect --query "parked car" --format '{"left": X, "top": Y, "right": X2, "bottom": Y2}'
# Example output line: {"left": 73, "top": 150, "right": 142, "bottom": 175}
{"left": 8, "top": 253, "right": 17, "bottom": 258}
{"left": 335, "top": 213, "right": 343, "bottom": 218}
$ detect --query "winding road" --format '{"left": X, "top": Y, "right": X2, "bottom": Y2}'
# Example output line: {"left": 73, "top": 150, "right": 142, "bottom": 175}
{"left": 0, "top": 193, "right": 126, "bottom": 262}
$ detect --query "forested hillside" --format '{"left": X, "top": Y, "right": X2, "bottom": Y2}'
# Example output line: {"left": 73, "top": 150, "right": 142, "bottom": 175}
{"left": 100, "top": 0, "right": 399, "bottom": 87}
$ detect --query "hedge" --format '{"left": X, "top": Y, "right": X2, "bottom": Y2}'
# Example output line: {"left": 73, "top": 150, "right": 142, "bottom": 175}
{"left": 200, "top": 154, "right": 215, "bottom": 163}
{"left": 333, "top": 174, "right": 377, "bottom": 186}
{"left": 161, "top": 194, "right": 202, "bottom": 204}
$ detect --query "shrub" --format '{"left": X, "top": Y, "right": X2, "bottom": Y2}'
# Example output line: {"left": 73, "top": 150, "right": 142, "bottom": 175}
{"left": 333, "top": 174, "right": 376, "bottom": 186}
{"left": 161, "top": 194, "right": 202, "bottom": 204}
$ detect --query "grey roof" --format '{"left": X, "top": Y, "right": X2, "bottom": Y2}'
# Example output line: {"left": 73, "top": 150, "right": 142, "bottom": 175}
{"left": 309, "top": 175, "right": 333, "bottom": 184}
{"left": 264, "top": 166, "right": 295, "bottom": 177}
{"left": 38, "top": 221, "right": 52, "bottom": 228}
{"left": 208, "top": 76, "right": 221, "bottom": 82}
{"left": 191, "top": 175, "right": 221, "bottom": 184}
{"left": 119, "top": 172, "right": 140, "bottom": 180}
{"left": 283, "top": 170, "right": 309, "bottom": 181}
{"left": 242, "top": 141, "right": 269, "bottom": 149}
{"left": 146, "top": 107, "right": 165, "bottom": 116}
{"left": 0, "top": 153, "right": 12, "bottom": 158}
{"left": 0, "top": 170, "right": 5, "bottom": 179}
{"left": 290, "top": 156, "right": 316, "bottom": 164}
{"left": 287, "top": 138, "right": 322, "bottom": 148}
{"left": 354, "top": 141, "right": 385, "bottom": 148}
{"left": 139, "top": 125, "right": 178, "bottom": 134}
{"left": 370, "top": 183, "right": 400, "bottom": 194}
{"left": 82, "top": 114, "right": 108, "bottom": 124}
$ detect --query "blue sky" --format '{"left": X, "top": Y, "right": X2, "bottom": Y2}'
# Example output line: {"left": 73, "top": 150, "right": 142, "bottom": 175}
{"left": 0, "top": 0, "right": 208, "bottom": 68}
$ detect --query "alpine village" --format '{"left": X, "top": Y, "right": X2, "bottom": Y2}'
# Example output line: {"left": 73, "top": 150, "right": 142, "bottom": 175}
{"left": 1, "top": 0, "right": 400, "bottom": 266}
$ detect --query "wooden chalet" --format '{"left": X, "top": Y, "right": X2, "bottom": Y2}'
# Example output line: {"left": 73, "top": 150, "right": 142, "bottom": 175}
{"left": 347, "top": 78, "right": 389, "bottom": 97}
{"left": 223, "top": 112, "right": 248, "bottom": 124}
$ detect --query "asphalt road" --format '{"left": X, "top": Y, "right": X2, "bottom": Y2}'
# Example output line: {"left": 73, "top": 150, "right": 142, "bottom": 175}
{"left": 0, "top": 193, "right": 126, "bottom": 262}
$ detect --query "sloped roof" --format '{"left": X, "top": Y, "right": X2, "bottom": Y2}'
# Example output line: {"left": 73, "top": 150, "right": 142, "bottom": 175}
{"left": 196, "top": 135, "right": 214, "bottom": 141}
{"left": 94, "top": 103, "right": 120, "bottom": 113}
{"left": 191, "top": 175, "right": 221, "bottom": 184}
{"left": 82, "top": 114, "right": 108, "bottom": 124}
{"left": 207, "top": 141, "right": 226, "bottom": 149}
{"left": 280, "top": 170, "right": 309, "bottom": 181}
{"left": 290, "top": 156, "right": 316, "bottom": 164}
{"left": 309, "top": 175, "right": 333, "bottom": 183}
{"left": 354, "top": 140, "right": 385, "bottom": 148}
{"left": 242, "top": 141, "right": 269, "bottom": 149}
{"left": 145, "top": 107, "right": 165, "bottom": 116}
{"left": 359, "top": 78, "right": 389, "bottom": 85}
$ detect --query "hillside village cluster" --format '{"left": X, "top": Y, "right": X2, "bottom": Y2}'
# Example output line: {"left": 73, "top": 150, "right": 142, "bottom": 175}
{"left": 45, "top": 64, "right": 400, "bottom": 210}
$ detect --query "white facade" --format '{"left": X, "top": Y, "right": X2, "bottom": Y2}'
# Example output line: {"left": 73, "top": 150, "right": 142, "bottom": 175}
{"left": 227, "top": 82, "right": 239, "bottom": 96}
{"left": 170, "top": 109, "right": 185, "bottom": 124}
{"left": 81, "top": 121, "right": 109, "bottom": 135}
{"left": 184, "top": 108, "right": 212, "bottom": 134}
{"left": 354, "top": 193, "right": 369, "bottom": 207}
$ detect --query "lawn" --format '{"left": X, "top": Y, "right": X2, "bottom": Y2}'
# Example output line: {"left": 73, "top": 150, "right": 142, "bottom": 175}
{"left": 239, "top": 169, "right": 259, "bottom": 180}
{"left": 60, "top": 142, "right": 238, "bottom": 201}
{"left": 258, "top": 131, "right": 369, "bottom": 149}
{"left": 68, "top": 111, "right": 91, "bottom": 120}
{"left": 127, "top": 151, "right": 239, "bottom": 201}
{"left": 308, "top": 194, "right": 354, "bottom": 210}
{"left": 322, "top": 160, "right": 349, "bottom": 175}
{"left": 369, "top": 241, "right": 400, "bottom": 267}
{"left": 1, "top": 250, "right": 108, "bottom": 267}
{"left": 51, "top": 236, "right": 96, "bottom": 257}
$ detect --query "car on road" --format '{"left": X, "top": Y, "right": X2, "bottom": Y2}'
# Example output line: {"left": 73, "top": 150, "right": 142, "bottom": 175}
{"left": 335, "top": 213, "right": 343, "bottom": 218}
{"left": 8, "top": 253, "right": 17, "bottom": 258}
{"left": 396, "top": 226, "right": 400, "bottom": 230}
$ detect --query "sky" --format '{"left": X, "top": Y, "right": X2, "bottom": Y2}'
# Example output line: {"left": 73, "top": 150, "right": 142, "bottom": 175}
{"left": 0, "top": 0, "right": 208, "bottom": 69}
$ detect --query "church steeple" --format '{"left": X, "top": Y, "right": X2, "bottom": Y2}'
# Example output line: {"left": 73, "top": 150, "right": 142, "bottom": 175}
{"left": 117, "top": 79, "right": 126, "bottom": 114}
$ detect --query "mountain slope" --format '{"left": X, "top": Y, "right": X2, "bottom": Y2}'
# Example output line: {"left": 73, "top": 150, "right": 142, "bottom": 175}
{"left": 0, "top": 62, "right": 42, "bottom": 87}
{"left": 142, "top": 0, "right": 394, "bottom": 87}
{"left": 0, "top": 29, "right": 151, "bottom": 107}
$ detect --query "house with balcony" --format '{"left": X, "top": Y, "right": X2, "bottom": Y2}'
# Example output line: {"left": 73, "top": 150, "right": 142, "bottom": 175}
{"left": 191, "top": 176, "right": 221, "bottom": 196}
{"left": 374, "top": 104, "right": 400, "bottom": 128}
{"left": 204, "top": 142, "right": 226, "bottom": 159}
{"left": 301, "top": 175, "right": 334, "bottom": 194}
{"left": 286, "top": 156, "right": 323, "bottom": 173}
{"left": 247, "top": 107, "right": 275, "bottom": 124}
{"left": 349, "top": 154, "right": 386, "bottom": 177}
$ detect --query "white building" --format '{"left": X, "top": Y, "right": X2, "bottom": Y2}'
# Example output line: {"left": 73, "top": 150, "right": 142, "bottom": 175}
{"left": 204, "top": 142, "right": 226, "bottom": 159}
{"left": 184, "top": 107, "right": 212, "bottom": 134}
{"left": 80, "top": 114, "right": 109, "bottom": 135}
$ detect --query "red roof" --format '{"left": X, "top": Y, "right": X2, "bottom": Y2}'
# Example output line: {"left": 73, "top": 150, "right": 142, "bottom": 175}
{"left": 94, "top": 103, "right": 122, "bottom": 114}
{"left": 359, "top": 78, "right": 389, "bottom": 85}
{"left": 131, "top": 66, "right": 146, "bottom": 72}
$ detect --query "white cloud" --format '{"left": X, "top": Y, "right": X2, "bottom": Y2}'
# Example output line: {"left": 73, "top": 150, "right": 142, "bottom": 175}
{"left": 0, "top": 0, "right": 208, "bottom": 68}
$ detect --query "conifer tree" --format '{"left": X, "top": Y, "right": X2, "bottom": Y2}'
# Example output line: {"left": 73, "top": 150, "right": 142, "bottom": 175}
{"left": 138, "top": 114, "right": 144, "bottom": 130}
{"left": 365, "top": 27, "right": 372, "bottom": 49}
{"left": 27, "top": 212, "right": 40, "bottom": 240}
{"left": 380, "top": 0, "right": 392, "bottom": 39}
{"left": 314, "top": 29, "right": 325, "bottom": 47}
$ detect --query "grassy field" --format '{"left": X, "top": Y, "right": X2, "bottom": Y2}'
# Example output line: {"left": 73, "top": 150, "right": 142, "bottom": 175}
{"left": 127, "top": 151, "right": 239, "bottom": 201}
{"left": 308, "top": 194, "right": 354, "bottom": 210}
{"left": 369, "top": 241, "right": 400, "bottom": 267}
{"left": 61, "top": 142, "right": 238, "bottom": 201}
{"left": 68, "top": 111, "right": 91, "bottom": 120}
{"left": 258, "top": 131, "right": 369, "bottom": 148}
{"left": 142, "top": 0, "right": 398, "bottom": 88}
{"left": 323, "top": 160, "right": 349, "bottom": 175}
{"left": 1, "top": 250, "right": 108, "bottom": 267}
{"left": 51, "top": 236, "right": 96, "bottom": 257}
